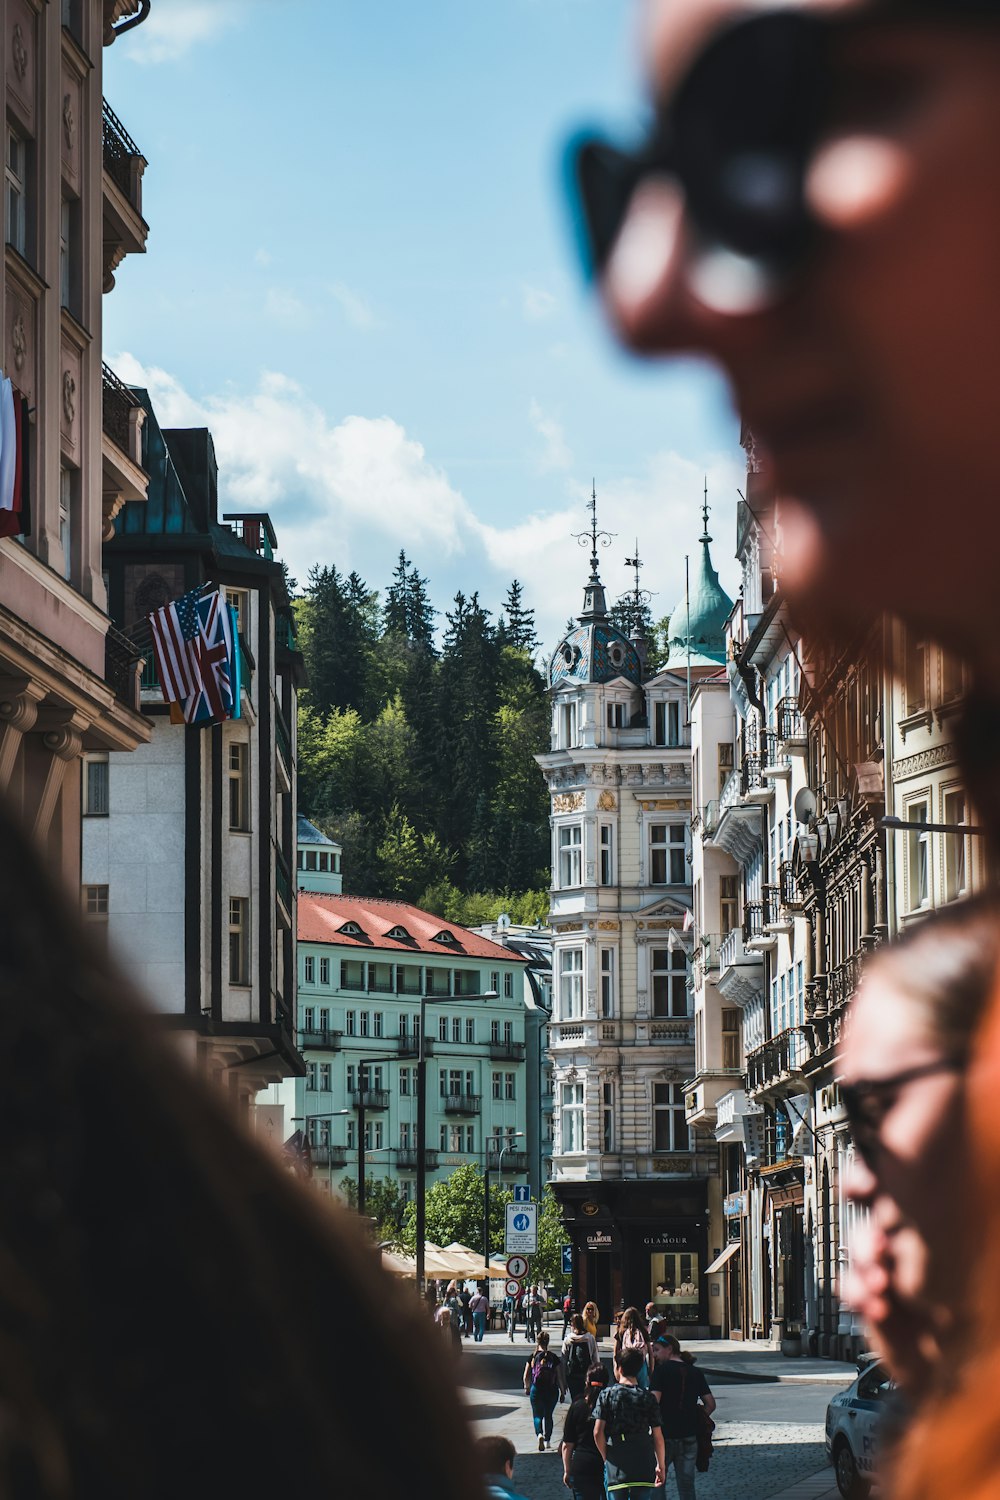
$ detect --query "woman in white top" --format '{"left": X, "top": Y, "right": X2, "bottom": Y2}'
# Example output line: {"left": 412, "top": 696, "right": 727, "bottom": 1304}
{"left": 562, "top": 1313, "right": 599, "bottom": 1400}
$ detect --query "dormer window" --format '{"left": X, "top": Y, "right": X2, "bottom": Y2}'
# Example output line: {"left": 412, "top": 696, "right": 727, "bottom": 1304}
{"left": 338, "top": 921, "right": 364, "bottom": 938}
{"left": 608, "top": 641, "right": 625, "bottom": 669}
{"left": 653, "top": 700, "right": 682, "bottom": 748}
{"left": 432, "top": 930, "right": 457, "bottom": 946}
{"left": 385, "top": 925, "right": 412, "bottom": 942}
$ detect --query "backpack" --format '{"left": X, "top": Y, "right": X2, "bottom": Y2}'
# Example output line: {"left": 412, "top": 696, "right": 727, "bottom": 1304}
{"left": 531, "top": 1353, "right": 558, "bottom": 1390}
{"left": 566, "top": 1339, "right": 591, "bottom": 1383}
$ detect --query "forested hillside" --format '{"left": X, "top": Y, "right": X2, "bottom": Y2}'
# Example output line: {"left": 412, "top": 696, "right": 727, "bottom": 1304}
{"left": 295, "top": 552, "right": 551, "bottom": 920}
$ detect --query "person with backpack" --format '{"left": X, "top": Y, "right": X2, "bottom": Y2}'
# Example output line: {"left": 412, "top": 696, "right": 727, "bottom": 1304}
{"left": 614, "top": 1306, "right": 653, "bottom": 1390}
{"left": 650, "top": 1336, "right": 716, "bottom": 1500}
{"left": 523, "top": 1330, "right": 567, "bottom": 1450}
{"left": 470, "top": 1285, "right": 490, "bottom": 1342}
{"left": 561, "top": 1361, "right": 610, "bottom": 1500}
{"left": 562, "top": 1313, "right": 598, "bottom": 1400}
{"left": 592, "top": 1347, "right": 665, "bottom": 1498}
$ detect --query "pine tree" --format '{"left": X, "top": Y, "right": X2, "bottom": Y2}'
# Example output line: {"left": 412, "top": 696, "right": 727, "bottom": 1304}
{"left": 502, "top": 579, "right": 539, "bottom": 654}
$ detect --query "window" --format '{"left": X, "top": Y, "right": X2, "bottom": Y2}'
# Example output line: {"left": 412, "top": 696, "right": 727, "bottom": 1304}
{"left": 303, "top": 955, "right": 315, "bottom": 985}
{"left": 490, "top": 970, "right": 500, "bottom": 996}
{"left": 438, "top": 1015, "right": 448, "bottom": 1042}
{"left": 558, "top": 824, "right": 583, "bottom": 888}
{"left": 503, "top": 1020, "right": 513, "bottom": 1045}
{"left": 599, "top": 825, "right": 614, "bottom": 886}
{"left": 490, "top": 1018, "right": 500, "bottom": 1044}
{"left": 650, "top": 823, "right": 686, "bottom": 884}
{"left": 503, "top": 972, "right": 514, "bottom": 999}
{"left": 318, "top": 1062, "right": 331, "bottom": 1091}
{"left": 651, "top": 948, "right": 688, "bottom": 1019}
{"left": 340, "top": 959, "right": 366, "bottom": 991}
{"left": 722, "top": 1007, "right": 741, "bottom": 1071}
{"left": 82, "top": 755, "right": 109, "bottom": 817}
{"left": 369, "top": 961, "right": 394, "bottom": 994}
{"left": 942, "top": 652, "right": 965, "bottom": 704}
{"left": 562, "top": 1083, "right": 585, "bottom": 1153}
{"left": 451, "top": 1017, "right": 461, "bottom": 1043}
{"left": 718, "top": 742, "right": 734, "bottom": 796}
{"left": 319, "top": 957, "right": 330, "bottom": 986}
{"left": 559, "top": 948, "right": 584, "bottom": 1020}
{"left": 653, "top": 1083, "right": 690, "bottom": 1152}
{"left": 454, "top": 968, "right": 479, "bottom": 996}
{"left": 504, "top": 1072, "right": 515, "bottom": 1100}
{"left": 400, "top": 1122, "right": 412, "bottom": 1149}
{"left": 228, "top": 742, "right": 249, "bottom": 830}
{"left": 559, "top": 701, "right": 578, "bottom": 748}
{"left": 364, "top": 1121, "right": 384, "bottom": 1151}
{"left": 944, "top": 789, "right": 969, "bottom": 903}
{"left": 720, "top": 874, "right": 739, "bottom": 935}
{"left": 607, "top": 701, "right": 628, "bottom": 729}
{"left": 359, "top": 1063, "right": 384, "bottom": 1091}
{"left": 229, "top": 897, "right": 249, "bottom": 985}
{"left": 425, "top": 967, "right": 451, "bottom": 996}
{"left": 908, "top": 801, "right": 931, "bottom": 910}
{"left": 360, "top": 1011, "right": 370, "bottom": 1038}
{"left": 346, "top": 1119, "right": 356, "bottom": 1149}
{"left": 373, "top": 1012, "right": 383, "bottom": 1038}
{"left": 6, "top": 127, "right": 26, "bottom": 257}
{"left": 303, "top": 1006, "right": 315, "bottom": 1031}
{"left": 653, "top": 699, "right": 681, "bottom": 747}
{"left": 466, "top": 1018, "right": 475, "bottom": 1044}
{"left": 83, "top": 883, "right": 108, "bottom": 916}
{"left": 905, "top": 632, "right": 928, "bottom": 713}
{"left": 600, "top": 948, "right": 616, "bottom": 1019}
{"left": 59, "top": 194, "right": 80, "bottom": 316}
{"left": 602, "top": 1080, "right": 615, "bottom": 1153}
{"left": 306, "top": 1062, "right": 317, "bottom": 1091}
{"left": 228, "top": 588, "right": 250, "bottom": 637}
{"left": 61, "top": 0, "right": 82, "bottom": 35}
{"left": 492, "top": 1071, "right": 502, "bottom": 1100}
{"left": 59, "top": 466, "right": 75, "bottom": 582}
{"left": 397, "top": 964, "right": 423, "bottom": 994}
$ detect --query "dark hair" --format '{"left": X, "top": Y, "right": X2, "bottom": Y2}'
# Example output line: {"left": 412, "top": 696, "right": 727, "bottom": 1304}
{"left": 618, "top": 1347, "right": 645, "bottom": 1378}
{"left": 571, "top": 1312, "right": 585, "bottom": 1334}
{"left": 583, "top": 1361, "right": 609, "bottom": 1409}
{"left": 476, "top": 1435, "right": 515, "bottom": 1475}
{"left": 657, "top": 1334, "right": 696, "bottom": 1365}
{"left": 0, "top": 801, "right": 480, "bottom": 1500}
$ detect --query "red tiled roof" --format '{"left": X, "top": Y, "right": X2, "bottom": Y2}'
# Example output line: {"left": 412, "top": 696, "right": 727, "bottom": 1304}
{"left": 297, "top": 892, "right": 530, "bottom": 961}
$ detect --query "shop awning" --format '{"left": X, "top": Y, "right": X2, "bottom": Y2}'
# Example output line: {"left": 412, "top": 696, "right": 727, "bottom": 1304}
{"left": 705, "top": 1242, "right": 741, "bottom": 1274}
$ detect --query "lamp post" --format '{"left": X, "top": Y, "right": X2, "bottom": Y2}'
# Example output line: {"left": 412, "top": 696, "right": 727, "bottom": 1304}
{"left": 354, "top": 1056, "right": 389, "bottom": 1217}
{"left": 484, "top": 1131, "right": 525, "bottom": 1284}
{"left": 293, "top": 1109, "right": 349, "bottom": 1195}
{"left": 416, "top": 988, "right": 497, "bottom": 1297}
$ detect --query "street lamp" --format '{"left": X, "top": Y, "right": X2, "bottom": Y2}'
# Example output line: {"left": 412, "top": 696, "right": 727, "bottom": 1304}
{"left": 354, "top": 1056, "right": 392, "bottom": 1217}
{"left": 484, "top": 1131, "right": 525, "bottom": 1283}
{"left": 416, "top": 988, "right": 497, "bottom": 1296}
{"left": 292, "top": 1109, "right": 349, "bottom": 1195}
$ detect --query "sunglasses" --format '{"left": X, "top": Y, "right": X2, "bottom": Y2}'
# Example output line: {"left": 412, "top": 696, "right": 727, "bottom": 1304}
{"left": 566, "top": 2, "right": 1000, "bottom": 294}
{"left": 840, "top": 1057, "right": 963, "bottom": 1168}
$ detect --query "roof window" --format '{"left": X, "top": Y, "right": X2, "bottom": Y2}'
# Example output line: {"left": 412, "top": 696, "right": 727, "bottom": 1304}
{"left": 385, "top": 925, "right": 412, "bottom": 941}
{"left": 338, "top": 920, "right": 365, "bottom": 937}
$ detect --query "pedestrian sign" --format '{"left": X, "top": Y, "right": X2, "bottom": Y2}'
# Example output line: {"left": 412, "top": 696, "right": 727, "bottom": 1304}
{"left": 513, "top": 1183, "right": 531, "bottom": 1204}
{"left": 561, "top": 1245, "right": 573, "bottom": 1276}
{"left": 505, "top": 1201, "right": 538, "bottom": 1255}
{"left": 506, "top": 1254, "right": 529, "bottom": 1279}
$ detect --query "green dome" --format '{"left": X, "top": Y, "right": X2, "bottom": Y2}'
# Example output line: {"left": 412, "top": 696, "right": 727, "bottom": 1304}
{"left": 662, "top": 529, "right": 733, "bottom": 671}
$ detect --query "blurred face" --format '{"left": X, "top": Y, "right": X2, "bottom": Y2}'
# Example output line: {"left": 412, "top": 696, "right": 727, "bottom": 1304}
{"left": 603, "top": 1, "right": 1000, "bottom": 660}
{"left": 841, "top": 975, "right": 967, "bottom": 1318}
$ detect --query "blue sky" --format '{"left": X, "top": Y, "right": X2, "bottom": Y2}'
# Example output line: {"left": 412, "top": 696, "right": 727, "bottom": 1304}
{"left": 105, "top": 0, "right": 743, "bottom": 649}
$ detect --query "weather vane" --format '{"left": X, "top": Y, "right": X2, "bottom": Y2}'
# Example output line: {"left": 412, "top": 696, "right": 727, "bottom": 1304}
{"left": 572, "top": 480, "right": 615, "bottom": 574}
{"left": 620, "top": 538, "right": 656, "bottom": 632}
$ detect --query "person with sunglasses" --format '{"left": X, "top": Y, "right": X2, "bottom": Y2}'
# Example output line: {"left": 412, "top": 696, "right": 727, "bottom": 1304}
{"left": 839, "top": 898, "right": 999, "bottom": 1398}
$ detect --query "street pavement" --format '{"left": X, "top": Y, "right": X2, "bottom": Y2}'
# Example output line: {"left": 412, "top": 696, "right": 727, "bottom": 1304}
{"left": 459, "top": 1330, "right": 852, "bottom": 1500}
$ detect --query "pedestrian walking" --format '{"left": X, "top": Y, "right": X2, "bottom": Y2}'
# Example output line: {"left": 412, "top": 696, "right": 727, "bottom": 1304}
{"left": 562, "top": 1291, "right": 575, "bottom": 1338}
{"left": 650, "top": 1337, "right": 716, "bottom": 1500}
{"left": 436, "top": 1304, "right": 463, "bottom": 1360}
{"left": 470, "top": 1285, "right": 490, "bottom": 1343}
{"left": 562, "top": 1313, "right": 599, "bottom": 1400}
{"left": 461, "top": 1284, "right": 473, "bottom": 1335}
{"left": 523, "top": 1329, "right": 567, "bottom": 1450}
{"left": 561, "top": 1362, "right": 610, "bottom": 1500}
{"left": 477, "top": 1435, "right": 532, "bottom": 1500}
{"left": 0, "top": 799, "right": 483, "bottom": 1500}
{"left": 525, "top": 1285, "right": 542, "bottom": 1342}
{"left": 614, "top": 1307, "right": 652, "bottom": 1390}
{"left": 582, "top": 1300, "right": 600, "bottom": 1340}
{"left": 592, "top": 1347, "right": 665, "bottom": 1499}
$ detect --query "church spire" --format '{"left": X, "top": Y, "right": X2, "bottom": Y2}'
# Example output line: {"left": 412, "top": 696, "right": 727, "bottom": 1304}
{"left": 574, "top": 480, "right": 614, "bottom": 622}
{"left": 701, "top": 477, "right": 712, "bottom": 543}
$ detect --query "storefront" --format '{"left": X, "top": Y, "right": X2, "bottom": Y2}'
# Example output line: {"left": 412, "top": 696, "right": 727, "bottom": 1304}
{"left": 555, "top": 1179, "right": 710, "bottom": 1336}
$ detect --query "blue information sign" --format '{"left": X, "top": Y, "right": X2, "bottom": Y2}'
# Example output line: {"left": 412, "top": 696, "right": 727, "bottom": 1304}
{"left": 513, "top": 1183, "right": 531, "bottom": 1204}
{"left": 561, "top": 1245, "right": 573, "bottom": 1276}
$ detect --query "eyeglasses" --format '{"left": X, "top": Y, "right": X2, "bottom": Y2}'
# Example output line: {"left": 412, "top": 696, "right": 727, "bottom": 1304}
{"left": 566, "top": 2, "right": 1000, "bottom": 293}
{"left": 840, "top": 1057, "right": 963, "bottom": 1168}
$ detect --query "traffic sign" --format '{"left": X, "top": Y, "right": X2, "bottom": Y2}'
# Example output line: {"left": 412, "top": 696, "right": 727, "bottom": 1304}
{"left": 506, "top": 1254, "right": 529, "bottom": 1279}
{"left": 504, "top": 1278, "right": 521, "bottom": 1298}
{"left": 505, "top": 1201, "right": 538, "bottom": 1255}
{"left": 561, "top": 1245, "right": 573, "bottom": 1276}
{"left": 513, "top": 1183, "right": 531, "bottom": 1204}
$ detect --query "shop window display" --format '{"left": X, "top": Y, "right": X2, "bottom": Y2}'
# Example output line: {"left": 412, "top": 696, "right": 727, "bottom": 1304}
{"left": 650, "top": 1252, "right": 700, "bottom": 1322}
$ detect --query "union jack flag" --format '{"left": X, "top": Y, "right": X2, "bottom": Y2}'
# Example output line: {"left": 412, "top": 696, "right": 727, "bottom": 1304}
{"left": 185, "top": 590, "right": 239, "bottom": 725}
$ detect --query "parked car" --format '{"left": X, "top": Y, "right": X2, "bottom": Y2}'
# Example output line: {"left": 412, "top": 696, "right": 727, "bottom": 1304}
{"left": 825, "top": 1357, "right": 894, "bottom": 1497}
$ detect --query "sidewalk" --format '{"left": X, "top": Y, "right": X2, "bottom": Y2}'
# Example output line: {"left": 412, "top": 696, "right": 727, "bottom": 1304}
{"left": 767, "top": 1470, "right": 841, "bottom": 1500}
{"left": 684, "top": 1339, "right": 858, "bottom": 1386}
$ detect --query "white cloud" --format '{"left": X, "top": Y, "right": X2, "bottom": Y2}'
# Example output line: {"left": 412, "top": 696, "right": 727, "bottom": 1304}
{"left": 330, "top": 282, "right": 380, "bottom": 330}
{"left": 263, "top": 287, "right": 309, "bottom": 327}
{"left": 124, "top": 0, "right": 249, "bottom": 64}
{"left": 529, "top": 398, "right": 572, "bottom": 473}
{"left": 522, "top": 284, "right": 557, "bottom": 322}
{"left": 109, "top": 356, "right": 743, "bottom": 653}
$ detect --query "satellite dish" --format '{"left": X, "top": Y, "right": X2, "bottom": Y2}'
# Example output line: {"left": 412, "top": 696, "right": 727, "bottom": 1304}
{"left": 794, "top": 787, "right": 817, "bottom": 826}
{"left": 497, "top": 913, "right": 511, "bottom": 929}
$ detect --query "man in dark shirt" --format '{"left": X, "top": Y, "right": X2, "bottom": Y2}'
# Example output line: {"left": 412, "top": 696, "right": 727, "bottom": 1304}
{"left": 593, "top": 1348, "right": 665, "bottom": 1497}
{"left": 650, "top": 1337, "right": 716, "bottom": 1500}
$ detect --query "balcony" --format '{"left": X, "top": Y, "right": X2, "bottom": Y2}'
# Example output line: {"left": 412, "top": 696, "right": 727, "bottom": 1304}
{"left": 396, "top": 1148, "right": 439, "bottom": 1171}
{"left": 745, "top": 1028, "right": 811, "bottom": 1094}
{"left": 827, "top": 954, "right": 862, "bottom": 1014}
{"left": 275, "top": 848, "right": 292, "bottom": 920}
{"left": 299, "top": 1028, "right": 343, "bottom": 1051}
{"left": 702, "top": 801, "right": 720, "bottom": 839}
{"left": 489, "top": 1040, "right": 526, "bottom": 1062}
{"left": 104, "top": 621, "right": 144, "bottom": 713}
{"left": 712, "top": 767, "right": 763, "bottom": 863}
{"left": 101, "top": 363, "right": 148, "bottom": 537}
{"left": 718, "top": 929, "right": 764, "bottom": 1008}
{"left": 310, "top": 1144, "right": 349, "bottom": 1169}
{"left": 102, "top": 99, "right": 147, "bottom": 289}
{"left": 275, "top": 705, "right": 292, "bottom": 778}
{"left": 760, "top": 731, "right": 790, "bottom": 778}
{"left": 779, "top": 861, "right": 805, "bottom": 911}
{"left": 691, "top": 934, "right": 722, "bottom": 988}
{"left": 714, "top": 1087, "right": 764, "bottom": 1145}
{"left": 443, "top": 1092, "right": 481, "bottom": 1116}
{"left": 649, "top": 1019, "right": 693, "bottom": 1044}
{"left": 487, "top": 1149, "right": 530, "bottom": 1174}
{"left": 777, "top": 697, "right": 807, "bottom": 744}
{"left": 686, "top": 1072, "right": 747, "bottom": 1130}
{"left": 351, "top": 1089, "right": 390, "bottom": 1111}
{"left": 224, "top": 512, "right": 277, "bottom": 561}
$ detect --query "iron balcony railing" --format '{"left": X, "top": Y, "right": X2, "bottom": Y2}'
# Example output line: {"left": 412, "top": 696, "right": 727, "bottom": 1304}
{"left": 488, "top": 1040, "right": 526, "bottom": 1062}
{"left": 740, "top": 755, "right": 763, "bottom": 796}
{"left": 351, "top": 1089, "right": 390, "bottom": 1111}
{"left": 828, "top": 954, "right": 862, "bottom": 1011}
{"left": 309, "top": 1144, "right": 349, "bottom": 1168}
{"left": 275, "top": 849, "right": 292, "bottom": 911}
{"left": 443, "top": 1092, "right": 481, "bottom": 1116}
{"left": 275, "top": 705, "right": 292, "bottom": 770}
{"left": 777, "top": 697, "right": 806, "bottom": 742}
{"left": 742, "top": 901, "right": 765, "bottom": 943}
{"left": 745, "top": 1028, "right": 812, "bottom": 1093}
{"left": 780, "top": 861, "right": 805, "bottom": 910}
{"left": 103, "top": 99, "right": 144, "bottom": 210}
{"left": 102, "top": 361, "right": 145, "bottom": 458}
{"left": 761, "top": 886, "right": 781, "bottom": 929}
{"left": 396, "top": 1148, "right": 439, "bottom": 1170}
{"left": 105, "top": 622, "right": 144, "bottom": 711}
{"left": 299, "top": 1028, "right": 343, "bottom": 1051}
{"left": 486, "top": 1149, "right": 529, "bottom": 1174}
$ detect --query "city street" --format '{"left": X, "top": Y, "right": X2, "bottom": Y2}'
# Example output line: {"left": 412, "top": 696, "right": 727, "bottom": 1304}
{"left": 460, "top": 1331, "right": 852, "bottom": 1500}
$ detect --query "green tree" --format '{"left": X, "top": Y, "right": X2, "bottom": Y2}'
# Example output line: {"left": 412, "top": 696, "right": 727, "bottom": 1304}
{"left": 338, "top": 1176, "right": 407, "bottom": 1247}
{"left": 500, "top": 578, "right": 539, "bottom": 655}
{"left": 400, "top": 1162, "right": 512, "bottom": 1257}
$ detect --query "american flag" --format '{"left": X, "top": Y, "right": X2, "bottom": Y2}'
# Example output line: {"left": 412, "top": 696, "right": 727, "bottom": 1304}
{"left": 149, "top": 585, "right": 202, "bottom": 705}
{"left": 185, "top": 590, "right": 237, "bottom": 725}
